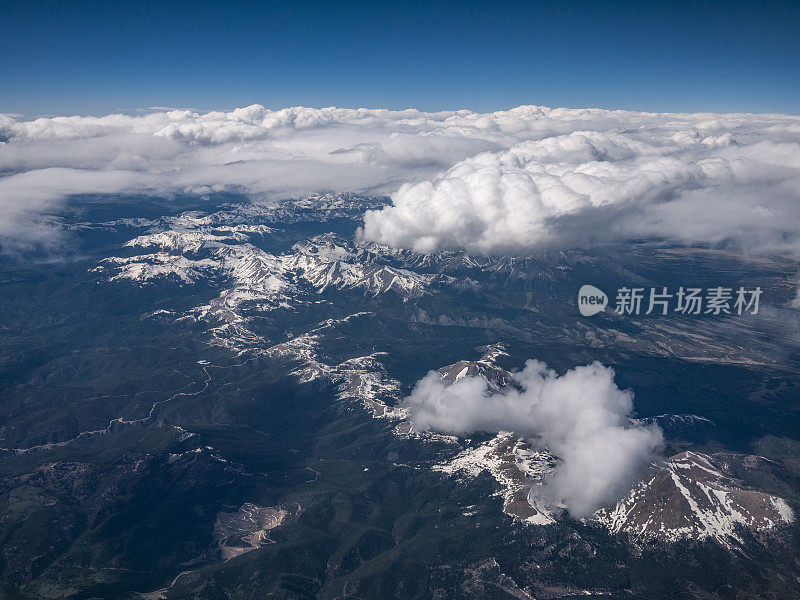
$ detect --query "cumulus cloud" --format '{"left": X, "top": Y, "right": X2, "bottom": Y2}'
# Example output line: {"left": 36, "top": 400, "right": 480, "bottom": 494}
{"left": 2, "top": 103, "right": 800, "bottom": 254}
{"left": 361, "top": 124, "right": 800, "bottom": 254}
{"left": 402, "top": 360, "right": 663, "bottom": 517}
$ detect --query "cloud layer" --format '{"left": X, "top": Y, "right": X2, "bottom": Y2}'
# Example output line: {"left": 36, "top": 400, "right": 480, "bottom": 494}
{"left": 361, "top": 122, "right": 800, "bottom": 254}
{"left": 402, "top": 360, "right": 663, "bottom": 517}
{"left": 2, "top": 104, "right": 800, "bottom": 254}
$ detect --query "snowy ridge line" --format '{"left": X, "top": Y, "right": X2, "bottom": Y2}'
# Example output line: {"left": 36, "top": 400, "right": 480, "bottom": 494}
{"left": 425, "top": 351, "right": 795, "bottom": 547}
{"left": 434, "top": 431, "right": 558, "bottom": 526}
{"left": 595, "top": 451, "right": 795, "bottom": 547}
{"left": 263, "top": 313, "right": 407, "bottom": 419}
{"left": 436, "top": 431, "right": 796, "bottom": 546}
{"left": 424, "top": 346, "right": 560, "bottom": 525}
{"left": 93, "top": 204, "right": 437, "bottom": 357}
{"left": 92, "top": 201, "right": 444, "bottom": 362}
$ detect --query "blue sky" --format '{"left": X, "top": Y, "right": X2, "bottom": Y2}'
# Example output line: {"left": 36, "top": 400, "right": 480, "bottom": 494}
{"left": 2, "top": 0, "right": 799, "bottom": 116}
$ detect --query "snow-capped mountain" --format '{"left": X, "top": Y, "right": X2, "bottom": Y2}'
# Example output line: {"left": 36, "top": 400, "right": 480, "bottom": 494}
{"left": 86, "top": 194, "right": 800, "bottom": 556}
{"left": 98, "top": 230, "right": 430, "bottom": 309}
{"left": 93, "top": 203, "right": 437, "bottom": 345}
{"left": 5, "top": 191, "right": 800, "bottom": 599}
{"left": 437, "top": 344, "right": 515, "bottom": 389}
{"left": 596, "top": 451, "right": 794, "bottom": 547}
{"left": 427, "top": 352, "right": 795, "bottom": 548}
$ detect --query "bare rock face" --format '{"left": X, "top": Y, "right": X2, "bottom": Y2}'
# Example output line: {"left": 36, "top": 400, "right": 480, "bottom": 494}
{"left": 595, "top": 451, "right": 794, "bottom": 547}
{"left": 437, "top": 344, "right": 514, "bottom": 390}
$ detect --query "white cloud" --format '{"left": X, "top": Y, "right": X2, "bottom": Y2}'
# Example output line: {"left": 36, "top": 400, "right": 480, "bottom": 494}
{"left": 0, "top": 167, "right": 143, "bottom": 248}
{"left": 2, "top": 104, "right": 800, "bottom": 254}
{"left": 402, "top": 360, "right": 663, "bottom": 517}
{"left": 361, "top": 125, "right": 800, "bottom": 254}
{"left": 0, "top": 105, "right": 514, "bottom": 250}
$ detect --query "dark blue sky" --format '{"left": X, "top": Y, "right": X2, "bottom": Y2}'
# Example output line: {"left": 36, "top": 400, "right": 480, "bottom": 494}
{"left": 2, "top": 0, "right": 799, "bottom": 116}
